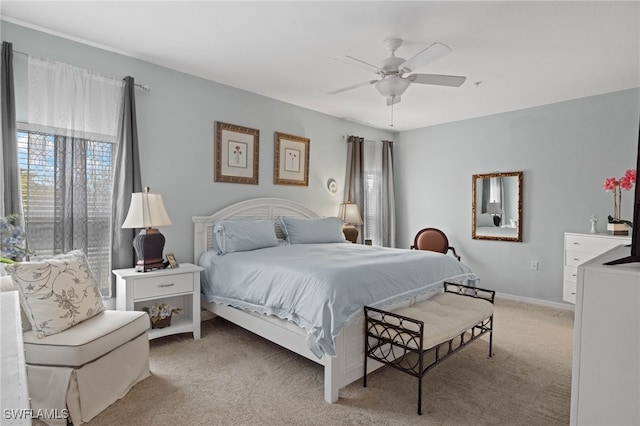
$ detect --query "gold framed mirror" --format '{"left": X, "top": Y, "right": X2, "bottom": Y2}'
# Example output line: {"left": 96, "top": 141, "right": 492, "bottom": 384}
{"left": 472, "top": 171, "right": 523, "bottom": 242}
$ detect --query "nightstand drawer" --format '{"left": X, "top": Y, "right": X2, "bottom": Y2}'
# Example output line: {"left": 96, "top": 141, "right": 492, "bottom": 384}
{"left": 133, "top": 273, "right": 193, "bottom": 299}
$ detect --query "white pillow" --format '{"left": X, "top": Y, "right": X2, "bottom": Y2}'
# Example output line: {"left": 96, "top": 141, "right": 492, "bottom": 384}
{"left": 213, "top": 220, "right": 279, "bottom": 255}
{"left": 278, "top": 216, "right": 346, "bottom": 244}
{"left": 6, "top": 250, "right": 105, "bottom": 338}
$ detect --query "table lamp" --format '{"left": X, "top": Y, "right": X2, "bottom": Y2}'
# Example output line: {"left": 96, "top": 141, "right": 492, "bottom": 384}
{"left": 487, "top": 202, "right": 502, "bottom": 227}
{"left": 338, "top": 201, "right": 363, "bottom": 243}
{"left": 122, "top": 187, "right": 173, "bottom": 272}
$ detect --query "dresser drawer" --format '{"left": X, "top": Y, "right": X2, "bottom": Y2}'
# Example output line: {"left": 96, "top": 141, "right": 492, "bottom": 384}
{"left": 565, "top": 250, "right": 599, "bottom": 267}
{"left": 133, "top": 273, "right": 194, "bottom": 299}
{"left": 563, "top": 280, "right": 577, "bottom": 304}
{"left": 565, "top": 234, "right": 630, "bottom": 255}
{"left": 564, "top": 266, "right": 578, "bottom": 283}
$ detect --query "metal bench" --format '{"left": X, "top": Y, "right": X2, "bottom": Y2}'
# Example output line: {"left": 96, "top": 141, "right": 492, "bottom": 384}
{"left": 364, "top": 282, "right": 495, "bottom": 415}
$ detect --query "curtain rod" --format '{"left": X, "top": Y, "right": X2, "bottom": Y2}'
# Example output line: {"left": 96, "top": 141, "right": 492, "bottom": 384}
{"left": 342, "top": 135, "right": 394, "bottom": 143}
{"left": 12, "top": 49, "right": 150, "bottom": 92}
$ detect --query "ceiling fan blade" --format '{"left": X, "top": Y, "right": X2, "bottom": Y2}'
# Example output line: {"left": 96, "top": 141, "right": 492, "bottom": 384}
{"left": 333, "top": 55, "right": 383, "bottom": 74}
{"left": 386, "top": 95, "right": 402, "bottom": 106}
{"left": 327, "top": 80, "right": 378, "bottom": 95}
{"left": 407, "top": 73, "right": 467, "bottom": 87}
{"left": 400, "top": 42, "right": 452, "bottom": 73}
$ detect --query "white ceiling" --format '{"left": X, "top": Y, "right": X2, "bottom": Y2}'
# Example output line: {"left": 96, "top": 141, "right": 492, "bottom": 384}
{"left": 1, "top": 1, "right": 639, "bottom": 132}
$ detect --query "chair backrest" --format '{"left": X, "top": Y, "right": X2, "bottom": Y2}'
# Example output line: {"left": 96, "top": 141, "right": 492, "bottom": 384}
{"left": 412, "top": 228, "right": 450, "bottom": 254}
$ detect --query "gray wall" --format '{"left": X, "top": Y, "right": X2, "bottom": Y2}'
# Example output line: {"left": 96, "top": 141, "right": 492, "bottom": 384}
{"left": 396, "top": 88, "right": 640, "bottom": 304}
{"left": 4, "top": 21, "right": 640, "bottom": 305}
{"left": 1, "top": 21, "right": 395, "bottom": 263}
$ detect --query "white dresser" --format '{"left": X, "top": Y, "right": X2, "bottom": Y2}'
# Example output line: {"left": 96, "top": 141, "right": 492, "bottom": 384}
{"left": 563, "top": 232, "right": 631, "bottom": 303}
{"left": 570, "top": 245, "right": 640, "bottom": 425}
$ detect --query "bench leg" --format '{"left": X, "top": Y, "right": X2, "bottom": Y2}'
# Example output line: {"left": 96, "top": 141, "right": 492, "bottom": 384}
{"left": 418, "top": 377, "right": 423, "bottom": 415}
{"left": 489, "top": 315, "right": 494, "bottom": 358}
{"left": 363, "top": 348, "right": 368, "bottom": 388}
{"left": 418, "top": 345, "right": 424, "bottom": 415}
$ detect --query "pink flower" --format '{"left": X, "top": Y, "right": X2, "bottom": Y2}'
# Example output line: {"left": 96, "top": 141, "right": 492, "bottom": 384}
{"left": 625, "top": 169, "right": 636, "bottom": 184}
{"left": 602, "top": 177, "right": 619, "bottom": 191}
{"left": 620, "top": 176, "right": 634, "bottom": 191}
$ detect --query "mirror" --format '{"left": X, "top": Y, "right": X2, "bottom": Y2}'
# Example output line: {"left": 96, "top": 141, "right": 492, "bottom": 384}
{"left": 472, "top": 171, "right": 523, "bottom": 242}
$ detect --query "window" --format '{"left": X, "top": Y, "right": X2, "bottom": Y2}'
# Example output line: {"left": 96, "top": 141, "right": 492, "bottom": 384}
{"left": 363, "top": 171, "right": 381, "bottom": 244}
{"left": 17, "top": 129, "right": 115, "bottom": 296}
{"left": 362, "top": 140, "right": 388, "bottom": 246}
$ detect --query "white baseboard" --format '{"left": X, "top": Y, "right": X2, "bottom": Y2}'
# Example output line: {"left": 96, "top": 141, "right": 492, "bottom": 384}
{"left": 496, "top": 292, "right": 575, "bottom": 311}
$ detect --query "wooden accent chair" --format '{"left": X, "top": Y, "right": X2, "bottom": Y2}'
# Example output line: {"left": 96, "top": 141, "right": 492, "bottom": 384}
{"left": 410, "top": 228, "right": 461, "bottom": 261}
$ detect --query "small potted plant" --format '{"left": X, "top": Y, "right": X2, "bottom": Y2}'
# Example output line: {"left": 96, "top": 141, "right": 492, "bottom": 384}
{"left": 602, "top": 169, "right": 636, "bottom": 235}
{"left": 142, "top": 302, "right": 181, "bottom": 329}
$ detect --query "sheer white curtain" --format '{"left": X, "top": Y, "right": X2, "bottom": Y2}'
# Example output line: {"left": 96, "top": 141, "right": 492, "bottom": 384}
{"left": 27, "top": 57, "right": 124, "bottom": 140}
{"left": 18, "top": 57, "right": 124, "bottom": 294}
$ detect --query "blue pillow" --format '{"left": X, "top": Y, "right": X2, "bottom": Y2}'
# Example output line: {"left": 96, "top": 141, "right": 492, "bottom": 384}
{"left": 278, "top": 216, "right": 346, "bottom": 244}
{"left": 213, "top": 220, "right": 279, "bottom": 255}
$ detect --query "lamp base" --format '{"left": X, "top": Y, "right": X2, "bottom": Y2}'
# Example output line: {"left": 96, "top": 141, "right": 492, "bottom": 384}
{"left": 133, "top": 228, "right": 167, "bottom": 272}
{"left": 342, "top": 225, "right": 359, "bottom": 244}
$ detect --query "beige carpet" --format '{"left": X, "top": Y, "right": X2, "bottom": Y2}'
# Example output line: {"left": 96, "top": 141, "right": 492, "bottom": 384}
{"left": 84, "top": 299, "right": 573, "bottom": 426}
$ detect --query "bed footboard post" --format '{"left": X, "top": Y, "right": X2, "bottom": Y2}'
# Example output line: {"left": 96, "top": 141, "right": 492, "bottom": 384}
{"left": 324, "top": 354, "right": 340, "bottom": 403}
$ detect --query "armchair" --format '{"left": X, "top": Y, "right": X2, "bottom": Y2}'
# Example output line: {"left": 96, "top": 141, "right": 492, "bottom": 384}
{"left": 1, "top": 271, "right": 150, "bottom": 425}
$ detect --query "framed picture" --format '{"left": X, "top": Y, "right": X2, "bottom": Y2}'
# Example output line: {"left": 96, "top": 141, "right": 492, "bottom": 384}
{"left": 274, "top": 132, "right": 310, "bottom": 186}
{"left": 166, "top": 253, "right": 179, "bottom": 268}
{"left": 215, "top": 121, "right": 259, "bottom": 184}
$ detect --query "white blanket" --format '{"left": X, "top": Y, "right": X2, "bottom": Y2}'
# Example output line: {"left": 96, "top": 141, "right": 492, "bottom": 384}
{"left": 199, "top": 243, "right": 478, "bottom": 358}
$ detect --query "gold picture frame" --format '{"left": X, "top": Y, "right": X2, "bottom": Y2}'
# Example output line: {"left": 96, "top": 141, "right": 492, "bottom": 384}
{"left": 215, "top": 121, "right": 259, "bottom": 185}
{"left": 274, "top": 132, "right": 310, "bottom": 186}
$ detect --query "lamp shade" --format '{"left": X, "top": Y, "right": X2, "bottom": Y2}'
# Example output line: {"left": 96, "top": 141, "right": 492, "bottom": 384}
{"left": 338, "top": 202, "right": 363, "bottom": 225}
{"left": 122, "top": 188, "right": 173, "bottom": 229}
{"left": 487, "top": 202, "right": 502, "bottom": 215}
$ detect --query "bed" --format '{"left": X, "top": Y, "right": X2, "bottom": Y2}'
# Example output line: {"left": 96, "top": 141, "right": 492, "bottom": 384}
{"left": 475, "top": 225, "right": 518, "bottom": 238}
{"left": 193, "top": 197, "right": 478, "bottom": 403}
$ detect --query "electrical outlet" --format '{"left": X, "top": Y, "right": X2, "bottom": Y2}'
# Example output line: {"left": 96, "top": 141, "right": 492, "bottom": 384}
{"left": 530, "top": 261, "right": 539, "bottom": 271}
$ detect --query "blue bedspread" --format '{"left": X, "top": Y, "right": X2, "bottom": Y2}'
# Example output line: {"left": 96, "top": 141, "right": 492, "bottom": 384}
{"left": 199, "top": 243, "right": 478, "bottom": 358}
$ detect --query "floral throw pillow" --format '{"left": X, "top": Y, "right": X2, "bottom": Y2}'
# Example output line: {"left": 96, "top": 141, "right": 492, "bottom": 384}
{"left": 6, "top": 250, "right": 105, "bottom": 338}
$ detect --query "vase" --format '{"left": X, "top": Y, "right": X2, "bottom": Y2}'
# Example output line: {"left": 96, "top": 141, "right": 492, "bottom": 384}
{"left": 151, "top": 314, "right": 172, "bottom": 329}
{"left": 607, "top": 222, "right": 629, "bottom": 236}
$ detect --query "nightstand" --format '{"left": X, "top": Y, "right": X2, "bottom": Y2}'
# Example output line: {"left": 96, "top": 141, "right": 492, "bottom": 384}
{"left": 112, "top": 263, "right": 204, "bottom": 340}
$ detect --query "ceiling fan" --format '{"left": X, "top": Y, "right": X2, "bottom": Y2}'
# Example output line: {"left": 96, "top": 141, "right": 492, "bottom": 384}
{"left": 329, "top": 38, "right": 466, "bottom": 106}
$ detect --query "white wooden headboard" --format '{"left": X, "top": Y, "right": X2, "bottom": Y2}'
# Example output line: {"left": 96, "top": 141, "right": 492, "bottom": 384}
{"left": 192, "top": 197, "right": 320, "bottom": 263}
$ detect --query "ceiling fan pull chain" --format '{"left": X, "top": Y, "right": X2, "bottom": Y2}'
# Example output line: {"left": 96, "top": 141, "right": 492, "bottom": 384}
{"left": 390, "top": 101, "right": 394, "bottom": 127}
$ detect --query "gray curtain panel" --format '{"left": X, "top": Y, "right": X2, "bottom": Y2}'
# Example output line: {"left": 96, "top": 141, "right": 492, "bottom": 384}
{"left": 53, "top": 136, "right": 89, "bottom": 253}
{"left": 1, "top": 41, "right": 23, "bottom": 220}
{"left": 380, "top": 140, "right": 396, "bottom": 247}
{"left": 110, "top": 76, "right": 142, "bottom": 281}
{"left": 481, "top": 177, "right": 490, "bottom": 213}
{"left": 344, "top": 135, "right": 364, "bottom": 208}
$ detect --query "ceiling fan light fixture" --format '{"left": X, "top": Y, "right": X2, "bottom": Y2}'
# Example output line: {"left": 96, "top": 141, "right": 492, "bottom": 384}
{"left": 374, "top": 76, "right": 410, "bottom": 98}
